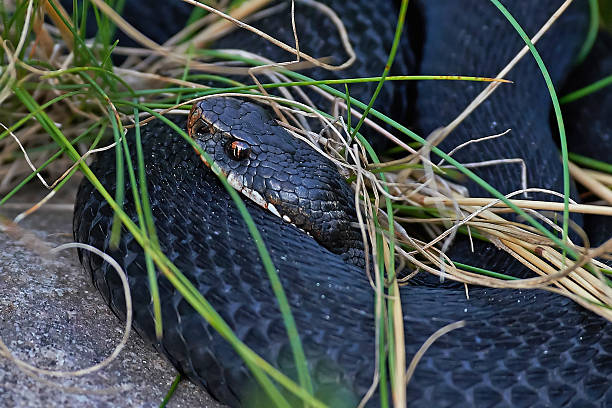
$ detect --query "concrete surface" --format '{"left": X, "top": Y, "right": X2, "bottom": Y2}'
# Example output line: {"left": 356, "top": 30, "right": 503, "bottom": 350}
{"left": 0, "top": 182, "right": 222, "bottom": 408}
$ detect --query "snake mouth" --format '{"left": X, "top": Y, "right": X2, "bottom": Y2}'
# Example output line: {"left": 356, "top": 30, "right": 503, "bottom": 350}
{"left": 224, "top": 171, "right": 288, "bottom": 222}
{"left": 194, "top": 151, "right": 298, "bottom": 227}
{"left": 189, "top": 144, "right": 292, "bottom": 225}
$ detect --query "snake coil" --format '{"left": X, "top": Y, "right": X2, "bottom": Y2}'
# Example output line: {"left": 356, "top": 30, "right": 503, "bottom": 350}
{"left": 73, "top": 0, "right": 612, "bottom": 406}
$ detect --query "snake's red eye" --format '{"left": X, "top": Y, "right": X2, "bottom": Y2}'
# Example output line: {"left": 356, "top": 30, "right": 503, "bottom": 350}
{"left": 225, "top": 139, "right": 250, "bottom": 161}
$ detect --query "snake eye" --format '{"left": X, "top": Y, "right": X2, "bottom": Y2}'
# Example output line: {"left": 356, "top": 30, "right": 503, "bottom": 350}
{"left": 225, "top": 139, "right": 251, "bottom": 161}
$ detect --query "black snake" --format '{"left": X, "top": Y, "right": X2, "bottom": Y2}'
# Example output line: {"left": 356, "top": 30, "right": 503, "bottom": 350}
{"left": 72, "top": 0, "right": 612, "bottom": 406}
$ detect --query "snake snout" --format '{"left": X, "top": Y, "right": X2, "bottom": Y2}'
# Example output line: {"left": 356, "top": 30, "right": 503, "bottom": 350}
{"left": 187, "top": 97, "right": 364, "bottom": 263}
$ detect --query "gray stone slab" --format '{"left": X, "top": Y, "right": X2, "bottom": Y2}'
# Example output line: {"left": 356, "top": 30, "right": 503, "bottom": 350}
{"left": 0, "top": 184, "right": 222, "bottom": 408}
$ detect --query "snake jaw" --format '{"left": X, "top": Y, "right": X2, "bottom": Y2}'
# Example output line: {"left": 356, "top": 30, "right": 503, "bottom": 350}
{"left": 226, "top": 172, "right": 266, "bottom": 208}
{"left": 223, "top": 169, "right": 288, "bottom": 224}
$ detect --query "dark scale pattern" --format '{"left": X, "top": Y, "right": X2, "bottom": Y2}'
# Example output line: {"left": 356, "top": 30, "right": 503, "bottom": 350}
{"left": 74, "top": 119, "right": 612, "bottom": 407}
{"left": 562, "top": 31, "right": 612, "bottom": 165}
{"left": 70, "top": 0, "right": 612, "bottom": 407}
{"left": 411, "top": 0, "right": 590, "bottom": 277}
{"left": 560, "top": 31, "right": 612, "bottom": 252}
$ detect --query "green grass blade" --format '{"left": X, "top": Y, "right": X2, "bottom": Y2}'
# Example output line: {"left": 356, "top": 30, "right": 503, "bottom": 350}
{"left": 12, "top": 85, "right": 322, "bottom": 408}
{"left": 133, "top": 106, "right": 164, "bottom": 339}
{"left": 351, "top": 0, "right": 408, "bottom": 137}
{"left": 111, "top": 75, "right": 512, "bottom": 100}
{"left": 489, "top": 0, "right": 570, "bottom": 247}
{"left": 576, "top": 0, "right": 600, "bottom": 64}
{"left": 560, "top": 73, "right": 612, "bottom": 104}
{"left": 117, "top": 107, "right": 164, "bottom": 339}
{"left": 452, "top": 261, "right": 520, "bottom": 280}
{"left": 569, "top": 152, "right": 612, "bottom": 174}
{"left": 345, "top": 84, "right": 352, "bottom": 132}
{"left": 108, "top": 107, "right": 125, "bottom": 247}
{"left": 159, "top": 374, "right": 182, "bottom": 408}
{"left": 118, "top": 102, "right": 315, "bottom": 402}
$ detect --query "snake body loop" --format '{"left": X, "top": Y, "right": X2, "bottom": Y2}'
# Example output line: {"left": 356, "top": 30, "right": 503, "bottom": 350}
{"left": 73, "top": 0, "right": 612, "bottom": 406}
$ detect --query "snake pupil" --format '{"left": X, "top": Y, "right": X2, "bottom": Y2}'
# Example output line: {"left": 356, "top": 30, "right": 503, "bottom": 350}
{"left": 225, "top": 139, "right": 250, "bottom": 161}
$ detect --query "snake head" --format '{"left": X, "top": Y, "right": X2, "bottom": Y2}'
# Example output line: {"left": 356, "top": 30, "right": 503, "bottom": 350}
{"left": 188, "top": 97, "right": 363, "bottom": 263}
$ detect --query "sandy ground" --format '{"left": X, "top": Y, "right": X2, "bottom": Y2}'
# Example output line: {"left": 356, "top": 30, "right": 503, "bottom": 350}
{"left": 0, "top": 181, "right": 222, "bottom": 407}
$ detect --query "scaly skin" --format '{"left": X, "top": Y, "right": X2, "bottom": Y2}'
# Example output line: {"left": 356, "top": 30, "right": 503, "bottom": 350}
{"left": 73, "top": 0, "right": 612, "bottom": 406}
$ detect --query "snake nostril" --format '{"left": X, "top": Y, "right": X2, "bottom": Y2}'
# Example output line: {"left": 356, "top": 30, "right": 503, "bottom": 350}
{"left": 193, "top": 121, "right": 211, "bottom": 138}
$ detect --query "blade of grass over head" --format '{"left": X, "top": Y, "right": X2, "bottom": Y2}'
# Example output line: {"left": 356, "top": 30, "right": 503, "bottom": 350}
{"left": 117, "top": 102, "right": 316, "bottom": 404}
{"left": 111, "top": 75, "right": 512, "bottom": 101}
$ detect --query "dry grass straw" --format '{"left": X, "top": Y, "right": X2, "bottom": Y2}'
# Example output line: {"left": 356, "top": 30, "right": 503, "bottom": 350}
{"left": 1, "top": 0, "right": 611, "bottom": 405}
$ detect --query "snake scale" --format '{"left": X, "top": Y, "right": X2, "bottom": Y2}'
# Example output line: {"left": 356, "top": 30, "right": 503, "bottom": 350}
{"left": 71, "top": 0, "right": 612, "bottom": 406}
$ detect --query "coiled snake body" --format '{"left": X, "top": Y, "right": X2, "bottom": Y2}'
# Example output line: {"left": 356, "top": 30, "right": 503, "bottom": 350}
{"left": 73, "top": 0, "right": 612, "bottom": 406}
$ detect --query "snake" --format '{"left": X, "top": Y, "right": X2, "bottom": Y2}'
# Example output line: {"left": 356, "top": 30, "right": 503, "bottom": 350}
{"left": 71, "top": 0, "right": 612, "bottom": 406}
